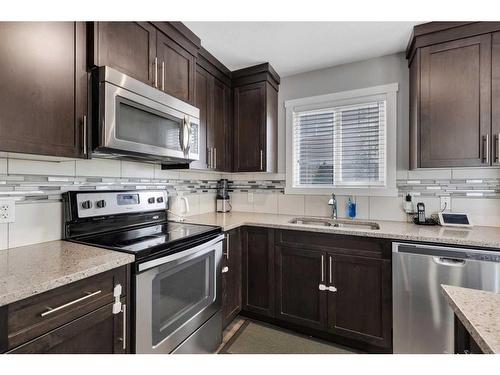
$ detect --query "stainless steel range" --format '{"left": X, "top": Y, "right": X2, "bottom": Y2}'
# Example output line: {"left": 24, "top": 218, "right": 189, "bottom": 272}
{"left": 63, "top": 190, "right": 223, "bottom": 354}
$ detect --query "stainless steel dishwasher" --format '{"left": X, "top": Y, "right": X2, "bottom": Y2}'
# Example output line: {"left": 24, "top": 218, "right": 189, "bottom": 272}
{"left": 392, "top": 242, "right": 500, "bottom": 354}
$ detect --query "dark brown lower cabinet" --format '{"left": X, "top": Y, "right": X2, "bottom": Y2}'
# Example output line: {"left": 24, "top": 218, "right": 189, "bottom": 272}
{"left": 454, "top": 315, "right": 484, "bottom": 354}
{"left": 2, "top": 265, "right": 130, "bottom": 354}
{"left": 275, "top": 246, "right": 326, "bottom": 330}
{"left": 9, "top": 299, "right": 127, "bottom": 354}
{"left": 241, "top": 227, "right": 275, "bottom": 317}
{"left": 326, "top": 253, "right": 392, "bottom": 348}
{"left": 222, "top": 228, "right": 242, "bottom": 328}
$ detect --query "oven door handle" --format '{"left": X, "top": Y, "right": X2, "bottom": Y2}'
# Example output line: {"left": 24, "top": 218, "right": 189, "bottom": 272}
{"left": 137, "top": 234, "right": 225, "bottom": 272}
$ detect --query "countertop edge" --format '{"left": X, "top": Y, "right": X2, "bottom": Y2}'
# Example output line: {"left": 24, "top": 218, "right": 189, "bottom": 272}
{"left": 0, "top": 254, "right": 134, "bottom": 308}
{"left": 195, "top": 218, "right": 500, "bottom": 249}
{"left": 441, "top": 285, "right": 496, "bottom": 354}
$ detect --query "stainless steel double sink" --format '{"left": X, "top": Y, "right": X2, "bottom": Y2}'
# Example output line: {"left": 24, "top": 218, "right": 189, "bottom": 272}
{"left": 288, "top": 217, "right": 380, "bottom": 230}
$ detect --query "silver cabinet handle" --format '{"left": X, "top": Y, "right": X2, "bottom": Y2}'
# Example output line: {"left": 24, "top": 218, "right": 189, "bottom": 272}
{"left": 154, "top": 57, "right": 158, "bottom": 88}
{"left": 483, "top": 134, "right": 490, "bottom": 164}
{"left": 214, "top": 147, "right": 217, "bottom": 170}
{"left": 161, "top": 61, "right": 165, "bottom": 91}
{"left": 260, "top": 149, "right": 264, "bottom": 171}
{"left": 121, "top": 304, "right": 127, "bottom": 351}
{"left": 495, "top": 134, "right": 500, "bottom": 163}
{"left": 222, "top": 266, "right": 229, "bottom": 273}
{"left": 321, "top": 254, "right": 324, "bottom": 282}
{"left": 82, "top": 115, "right": 87, "bottom": 156}
{"left": 224, "top": 233, "right": 230, "bottom": 259}
{"left": 207, "top": 148, "right": 212, "bottom": 169}
{"left": 40, "top": 290, "right": 102, "bottom": 317}
{"left": 329, "top": 256, "right": 333, "bottom": 284}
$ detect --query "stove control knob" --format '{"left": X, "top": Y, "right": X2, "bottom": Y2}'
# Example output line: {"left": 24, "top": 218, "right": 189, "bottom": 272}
{"left": 96, "top": 200, "right": 106, "bottom": 208}
{"left": 156, "top": 197, "right": 164, "bottom": 203}
{"left": 81, "top": 200, "right": 92, "bottom": 209}
{"left": 148, "top": 197, "right": 155, "bottom": 204}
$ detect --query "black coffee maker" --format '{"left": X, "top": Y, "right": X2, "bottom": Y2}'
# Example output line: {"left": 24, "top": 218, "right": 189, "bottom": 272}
{"left": 216, "top": 179, "right": 231, "bottom": 212}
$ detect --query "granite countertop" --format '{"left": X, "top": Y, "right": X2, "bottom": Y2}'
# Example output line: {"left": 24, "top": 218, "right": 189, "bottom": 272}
{"left": 185, "top": 211, "right": 500, "bottom": 249}
{"left": 0, "top": 241, "right": 135, "bottom": 307}
{"left": 441, "top": 285, "right": 500, "bottom": 354}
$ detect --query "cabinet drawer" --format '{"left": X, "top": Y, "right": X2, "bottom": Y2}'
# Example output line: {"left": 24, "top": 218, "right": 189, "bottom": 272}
{"left": 6, "top": 266, "right": 127, "bottom": 350}
{"left": 276, "top": 229, "right": 391, "bottom": 259}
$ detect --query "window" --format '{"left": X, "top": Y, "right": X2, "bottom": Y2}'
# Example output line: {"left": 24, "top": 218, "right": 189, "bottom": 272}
{"left": 285, "top": 83, "right": 398, "bottom": 196}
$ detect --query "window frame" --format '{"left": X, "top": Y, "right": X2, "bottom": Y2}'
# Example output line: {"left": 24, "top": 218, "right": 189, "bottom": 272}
{"left": 285, "top": 83, "right": 399, "bottom": 197}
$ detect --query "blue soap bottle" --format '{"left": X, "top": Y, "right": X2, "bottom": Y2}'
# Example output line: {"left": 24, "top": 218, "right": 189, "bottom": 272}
{"left": 347, "top": 196, "right": 356, "bottom": 219}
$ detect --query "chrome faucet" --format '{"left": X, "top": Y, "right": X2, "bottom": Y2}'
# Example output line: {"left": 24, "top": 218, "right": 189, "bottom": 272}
{"left": 328, "top": 193, "right": 337, "bottom": 219}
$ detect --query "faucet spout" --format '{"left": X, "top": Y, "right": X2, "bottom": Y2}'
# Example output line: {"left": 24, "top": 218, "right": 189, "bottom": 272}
{"left": 328, "top": 193, "right": 337, "bottom": 219}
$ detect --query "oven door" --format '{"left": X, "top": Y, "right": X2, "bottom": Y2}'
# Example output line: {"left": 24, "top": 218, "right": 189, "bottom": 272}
{"left": 99, "top": 81, "right": 199, "bottom": 161}
{"left": 135, "top": 235, "right": 223, "bottom": 354}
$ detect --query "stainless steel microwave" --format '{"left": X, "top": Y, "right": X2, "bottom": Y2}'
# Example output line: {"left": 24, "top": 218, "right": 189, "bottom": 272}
{"left": 92, "top": 66, "right": 200, "bottom": 164}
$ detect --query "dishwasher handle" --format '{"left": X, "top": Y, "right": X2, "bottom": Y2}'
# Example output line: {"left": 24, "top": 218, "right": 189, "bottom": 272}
{"left": 433, "top": 256, "right": 466, "bottom": 267}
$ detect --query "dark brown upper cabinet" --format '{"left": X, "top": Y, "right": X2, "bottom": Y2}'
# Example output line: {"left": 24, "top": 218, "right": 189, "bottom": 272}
{"left": 241, "top": 227, "right": 275, "bottom": 317}
{"left": 492, "top": 32, "right": 500, "bottom": 166}
{"left": 233, "top": 63, "right": 279, "bottom": 172}
{"left": 193, "top": 47, "right": 232, "bottom": 172}
{"left": 407, "top": 22, "right": 500, "bottom": 168}
{"left": 0, "top": 22, "right": 88, "bottom": 158}
{"left": 89, "top": 22, "right": 199, "bottom": 105}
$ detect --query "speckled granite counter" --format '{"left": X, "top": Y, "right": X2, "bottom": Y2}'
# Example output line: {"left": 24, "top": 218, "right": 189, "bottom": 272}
{"left": 441, "top": 285, "right": 500, "bottom": 354}
{"left": 0, "top": 241, "right": 134, "bottom": 307}
{"left": 185, "top": 212, "right": 500, "bottom": 249}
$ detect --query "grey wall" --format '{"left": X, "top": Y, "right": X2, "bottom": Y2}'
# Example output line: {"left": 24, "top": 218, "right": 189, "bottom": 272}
{"left": 277, "top": 52, "right": 409, "bottom": 173}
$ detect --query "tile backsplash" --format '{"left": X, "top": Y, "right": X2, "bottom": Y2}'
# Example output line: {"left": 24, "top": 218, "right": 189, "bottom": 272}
{"left": 0, "top": 155, "right": 499, "bottom": 250}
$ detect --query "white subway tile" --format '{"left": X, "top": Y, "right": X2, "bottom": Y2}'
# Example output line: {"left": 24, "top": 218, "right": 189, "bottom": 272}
{"left": 0, "top": 158, "right": 7, "bottom": 174}
{"left": 199, "top": 193, "right": 217, "bottom": 214}
{"left": 154, "top": 165, "right": 180, "bottom": 180}
{"left": 408, "top": 169, "right": 451, "bottom": 180}
{"left": 253, "top": 193, "right": 278, "bottom": 214}
{"left": 8, "top": 202, "right": 62, "bottom": 248}
{"left": 396, "top": 170, "right": 409, "bottom": 179}
{"left": 304, "top": 195, "right": 331, "bottom": 217}
{"left": 183, "top": 194, "right": 200, "bottom": 216}
{"left": 75, "top": 159, "right": 121, "bottom": 177}
{"left": 452, "top": 168, "right": 500, "bottom": 180}
{"left": 222, "top": 173, "right": 256, "bottom": 181}
{"left": 369, "top": 196, "right": 407, "bottom": 222}
{"left": 277, "top": 194, "right": 305, "bottom": 216}
{"left": 0, "top": 223, "right": 7, "bottom": 250}
{"left": 451, "top": 198, "right": 500, "bottom": 227}
{"left": 121, "top": 161, "right": 154, "bottom": 178}
{"left": 413, "top": 196, "right": 440, "bottom": 215}
{"left": 230, "top": 192, "right": 253, "bottom": 212}
{"left": 8, "top": 159, "right": 75, "bottom": 176}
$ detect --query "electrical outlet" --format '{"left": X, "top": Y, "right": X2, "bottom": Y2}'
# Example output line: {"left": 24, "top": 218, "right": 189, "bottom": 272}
{"left": 0, "top": 200, "right": 15, "bottom": 223}
{"left": 440, "top": 196, "right": 451, "bottom": 212}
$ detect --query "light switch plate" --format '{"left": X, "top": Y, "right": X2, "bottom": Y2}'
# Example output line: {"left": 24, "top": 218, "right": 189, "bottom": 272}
{"left": 0, "top": 199, "right": 15, "bottom": 223}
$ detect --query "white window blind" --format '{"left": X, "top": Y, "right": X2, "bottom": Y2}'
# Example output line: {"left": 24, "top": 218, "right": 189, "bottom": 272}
{"left": 292, "top": 101, "right": 386, "bottom": 188}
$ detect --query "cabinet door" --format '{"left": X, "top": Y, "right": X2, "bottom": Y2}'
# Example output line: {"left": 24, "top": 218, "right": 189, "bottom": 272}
{"left": 275, "top": 246, "right": 327, "bottom": 330}
{"left": 241, "top": 227, "right": 275, "bottom": 317}
{"left": 210, "top": 78, "right": 231, "bottom": 171}
{"left": 156, "top": 31, "right": 195, "bottom": 104}
{"left": 92, "top": 22, "right": 157, "bottom": 86}
{"left": 9, "top": 301, "right": 128, "bottom": 354}
{"left": 326, "top": 254, "right": 391, "bottom": 348}
{"left": 234, "top": 82, "right": 266, "bottom": 172}
{"left": 492, "top": 32, "right": 500, "bottom": 166}
{"left": 222, "top": 228, "right": 242, "bottom": 328}
{"left": 420, "top": 34, "right": 491, "bottom": 167}
{"left": 191, "top": 66, "right": 211, "bottom": 169}
{"left": 0, "top": 22, "right": 87, "bottom": 158}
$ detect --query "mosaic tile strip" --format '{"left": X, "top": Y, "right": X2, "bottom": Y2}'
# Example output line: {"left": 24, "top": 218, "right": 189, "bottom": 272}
{"left": 397, "top": 178, "right": 500, "bottom": 198}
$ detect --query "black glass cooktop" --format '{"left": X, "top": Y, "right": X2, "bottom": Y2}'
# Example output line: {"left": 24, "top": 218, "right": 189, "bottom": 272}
{"left": 76, "top": 221, "right": 220, "bottom": 256}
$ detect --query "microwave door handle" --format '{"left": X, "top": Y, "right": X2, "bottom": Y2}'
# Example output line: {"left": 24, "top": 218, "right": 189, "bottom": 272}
{"left": 183, "top": 117, "right": 191, "bottom": 155}
{"left": 179, "top": 117, "right": 186, "bottom": 152}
